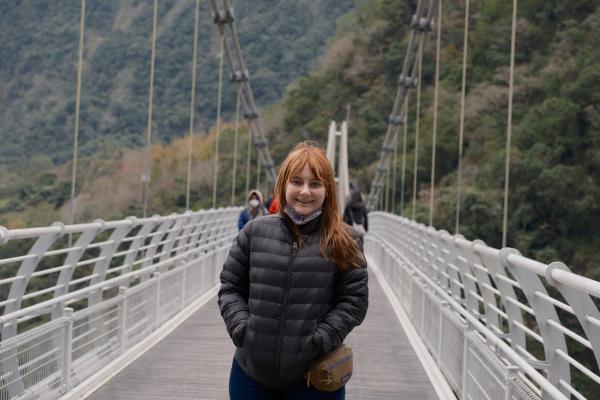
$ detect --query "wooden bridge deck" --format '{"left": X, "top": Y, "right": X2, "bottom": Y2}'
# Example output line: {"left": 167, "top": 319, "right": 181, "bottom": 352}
{"left": 89, "top": 269, "right": 439, "bottom": 400}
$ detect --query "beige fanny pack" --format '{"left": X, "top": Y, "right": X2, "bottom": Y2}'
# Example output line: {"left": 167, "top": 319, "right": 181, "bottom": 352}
{"left": 305, "top": 344, "right": 353, "bottom": 392}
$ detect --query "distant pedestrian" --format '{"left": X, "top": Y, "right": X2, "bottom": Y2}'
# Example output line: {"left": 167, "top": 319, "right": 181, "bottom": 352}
{"left": 238, "top": 190, "right": 268, "bottom": 231}
{"left": 343, "top": 191, "right": 368, "bottom": 237}
{"left": 344, "top": 181, "right": 359, "bottom": 207}
{"left": 264, "top": 186, "right": 280, "bottom": 214}
{"left": 219, "top": 142, "right": 368, "bottom": 399}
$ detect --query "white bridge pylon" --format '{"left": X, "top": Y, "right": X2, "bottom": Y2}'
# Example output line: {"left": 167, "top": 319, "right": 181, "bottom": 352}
{"left": 326, "top": 121, "right": 350, "bottom": 213}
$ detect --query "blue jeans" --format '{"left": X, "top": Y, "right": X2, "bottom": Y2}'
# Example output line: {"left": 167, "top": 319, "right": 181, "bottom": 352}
{"left": 229, "top": 357, "right": 345, "bottom": 400}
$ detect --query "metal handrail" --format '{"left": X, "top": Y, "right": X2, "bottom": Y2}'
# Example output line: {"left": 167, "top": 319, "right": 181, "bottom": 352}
{"left": 366, "top": 212, "right": 600, "bottom": 400}
{"left": 0, "top": 207, "right": 240, "bottom": 400}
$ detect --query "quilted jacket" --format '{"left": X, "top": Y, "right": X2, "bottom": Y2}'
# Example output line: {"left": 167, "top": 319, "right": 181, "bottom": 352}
{"left": 218, "top": 214, "right": 368, "bottom": 388}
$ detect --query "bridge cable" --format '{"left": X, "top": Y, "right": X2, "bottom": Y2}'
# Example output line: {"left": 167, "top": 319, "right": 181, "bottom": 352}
{"left": 212, "top": 31, "right": 226, "bottom": 208}
{"left": 391, "top": 116, "right": 399, "bottom": 214}
{"left": 366, "top": 0, "right": 436, "bottom": 210}
{"left": 211, "top": 0, "right": 277, "bottom": 187}
{"left": 385, "top": 153, "right": 390, "bottom": 212}
{"left": 455, "top": 0, "right": 470, "bottom": 234}
{"left": 411, "top": 40, "right": 424, "bottom": 220}
{"left": 502, "top": 0, "right": 518, "bottom": 247}
{"left": 244, "top": 109, "right": 252, "bottom": 197}
{"left": 69, "top": 0, "right": 86, "bottom": 245}
{"left": 256, "top": 151, "right": 262, "bottom": 193}
{"left": 231, "top": 84, "right": 241, "bottom": 205}
{"left": 186, "top": 0, "right": 201, "bottom": 211}
{"left": 429, "top": 0, "right": 442, "bottom": 226}
{"left": 142, "top": 0, "right": 159, "bottom": 218}
{"left": 400, "top": 99, "right": 409, "bottom": 215}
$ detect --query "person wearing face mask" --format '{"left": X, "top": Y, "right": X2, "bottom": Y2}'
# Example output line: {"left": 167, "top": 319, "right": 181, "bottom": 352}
{"left": 219, "top": 142, "right": 368, "bottom": 399}
{"left": 238, "top": 190, "right": 268, "bottom": 231}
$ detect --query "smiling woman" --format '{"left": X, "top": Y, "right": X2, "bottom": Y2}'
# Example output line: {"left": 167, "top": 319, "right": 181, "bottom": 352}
{"left": 285, "top": 165, "right": 326, "bottom": 217}
{"left": 218, "top": 142, "right": 369, "bottom": 399}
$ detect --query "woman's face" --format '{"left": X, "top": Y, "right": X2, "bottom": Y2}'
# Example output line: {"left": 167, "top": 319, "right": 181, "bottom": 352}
{"left": 285, "top": 164, "right": 326, "bottom": 216}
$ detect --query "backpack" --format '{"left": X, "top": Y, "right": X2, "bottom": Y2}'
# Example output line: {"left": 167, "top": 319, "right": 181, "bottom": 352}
{"left": 350, "top": 209, "right": 365, "bottom": 236}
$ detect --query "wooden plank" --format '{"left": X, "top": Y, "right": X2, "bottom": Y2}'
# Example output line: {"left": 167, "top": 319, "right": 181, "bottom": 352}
{"left": 89, "top": 269, "right": 439, "bottom": 399}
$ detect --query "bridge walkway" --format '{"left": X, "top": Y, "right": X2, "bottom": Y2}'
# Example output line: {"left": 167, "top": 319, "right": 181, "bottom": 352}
{"left": 88, "top": 269, "right": 439, "bottom": 400}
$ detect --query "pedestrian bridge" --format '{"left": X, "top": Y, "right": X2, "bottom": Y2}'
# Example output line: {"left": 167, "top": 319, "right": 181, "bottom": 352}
{"left": 1, "top": 209, "right": 599, "bottom": 400}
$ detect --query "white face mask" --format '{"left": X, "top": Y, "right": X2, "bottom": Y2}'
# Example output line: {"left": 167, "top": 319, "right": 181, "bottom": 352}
{"left": 248, "top": 199, "right": 260, "bottom": 208}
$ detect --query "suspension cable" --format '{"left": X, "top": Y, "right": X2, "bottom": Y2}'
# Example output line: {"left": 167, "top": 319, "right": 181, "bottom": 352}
{"left": 429, "top": 0, "right": 442, "bottom": 227}
{"left": 412, "top": 40, "right": 424, "bottom": 220}
{"left": 400, "top": 99, "right": 409, "bottom": 215}
{"left": 455, "top": 0, "right": 470, "bottom": 234}
{"left": 231, "top": 84, "right": 241, "bottom": 205}
{"left": 142, "top": 0, "right": 158, "bottom": 218}
{"left": 212, "top": 31, "right": 226, "bottom": 208}
{"left": 385, "top": 157, "right": 390, "bottom": 212}
{"left": 502, "top": 0, "right": 518, "bottom": 247}
{"left": 256, "top": 153, "right": 262, "bottom": 192}
{"left": 244, "top": 112, "right": 252, "bottom": 197}
{"left": 186, "top": 0, "right": 200, "bottom": 211}
{"left": 392, "top": 122, "right": 400, "bottom": 214}
{"left": 69, "top": 0, "right": 86, "bottom": 234}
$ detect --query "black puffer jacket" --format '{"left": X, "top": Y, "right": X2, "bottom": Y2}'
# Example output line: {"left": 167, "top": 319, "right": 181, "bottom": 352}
{"left": 218, "top": 214, "right": 368, "bottom": 389}
{"left": 343, "top": 191, "right": 368, "bottom": 232}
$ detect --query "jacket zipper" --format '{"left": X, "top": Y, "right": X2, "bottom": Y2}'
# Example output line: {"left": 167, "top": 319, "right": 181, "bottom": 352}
{"left": 275, "top": 240, "right": 298, "bottom": 386}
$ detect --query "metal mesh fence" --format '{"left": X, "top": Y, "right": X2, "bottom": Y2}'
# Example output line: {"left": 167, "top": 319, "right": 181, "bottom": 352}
{"left": 124, "top": 281, "right": 156, "bottom": 347}
{"left": 70, "top": 299, "right": 121, "bottom": 386}
{"left": 0, "top": 318, "right": 66, "bottom": 400}
{"left": 158, "top": 270, "right": 185, "bottom": 325}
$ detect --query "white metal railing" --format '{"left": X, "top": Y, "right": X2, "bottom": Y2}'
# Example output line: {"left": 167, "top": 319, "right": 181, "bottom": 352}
{"left": 365, "top": 212, "right": 600, "bottom": 400}
{"left": 0, "top": 207, "right": 240, "bottom": 400}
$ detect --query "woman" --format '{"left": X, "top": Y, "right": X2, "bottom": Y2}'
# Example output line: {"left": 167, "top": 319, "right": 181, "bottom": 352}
{"left": 238, "top": 189, "right": 268, "bottom": 231}
{"left": 218, "top": 142, "right": 369, "bottom": 399}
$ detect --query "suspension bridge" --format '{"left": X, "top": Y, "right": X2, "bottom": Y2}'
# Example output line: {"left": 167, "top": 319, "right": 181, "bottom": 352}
{"left": 1, "top": 1, "right": 599, "bottom": 399}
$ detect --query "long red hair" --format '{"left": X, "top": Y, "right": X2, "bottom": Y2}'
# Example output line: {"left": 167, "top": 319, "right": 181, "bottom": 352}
{"left": 275, "top": 142, "right": 364, "bottom": 271}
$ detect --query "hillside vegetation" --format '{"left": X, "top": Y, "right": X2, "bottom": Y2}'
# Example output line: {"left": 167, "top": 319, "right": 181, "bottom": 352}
{"left": 281, "top": 0, "right": 600, "bottom": 280}
{"left": 1, "top": 0, "right": 599, "bottom": 280}
{"left": 0, "top": 0, "right": 354, "bottom": 165}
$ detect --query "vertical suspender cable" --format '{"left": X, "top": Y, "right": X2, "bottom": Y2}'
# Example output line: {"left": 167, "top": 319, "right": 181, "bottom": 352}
{"left": 412, "top": 41, "right": 424, "bottom": 220}
{"left": 392, "top": 122, "right": 400, "bottom": 214}
{"left": 256, "top": 154, "right": 262, "bottom": 191}
{"left": 212, "top": 32, "right": 225, "bottom": 208}
{"left": 186, "top": 0, "right": 200, "bottom": 211}
{"left": 400, "top": 99, "right": 409, "bottom": 215}
{"left": 69, "top": 0, "right": 86, "bottom": 246}
{"left": 502, "top": 0, "right": 518, "bottom": 247}
{"left": 244, "top": 115, "right": 252, "bottom": 196}
{"left": 142, "top": 0, "right": 158, "bottom": 218}
{"left": 455, "top": 0, "right": 470, "bottom": 234}
{"left": 231, "top": 85, "right": 241, "bottom": 205}
{"left": 385, "top": 159, "right": 390, "bottom": 212}
{"left": 429, "top": 0, "right": 442, "bottom": 226}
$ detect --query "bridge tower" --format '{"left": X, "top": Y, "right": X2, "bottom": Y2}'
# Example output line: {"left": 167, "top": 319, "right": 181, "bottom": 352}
{"left": 326, "top": 121, "right": 350, "bottom": 214}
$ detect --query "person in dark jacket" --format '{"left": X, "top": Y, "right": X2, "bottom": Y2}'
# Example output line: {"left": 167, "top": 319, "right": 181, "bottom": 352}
{"left": 238, "top": 189, "right": 268, "bottom": 231}
{"left": 343, "top": 190, "right": 368, "bottom": 236}
{"left": 219, "top": 142, "right": 369, "bottom": 399}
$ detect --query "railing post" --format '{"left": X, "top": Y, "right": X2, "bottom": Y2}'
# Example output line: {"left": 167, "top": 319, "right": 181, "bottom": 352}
{"left": 118, "top": 286, "right": 127, "bottom": 353}
{"left": 420, "top": 283, "right": 427, "bottom": 332}
{"left": 180, "top": 263, "right": 187, "bottom": 309}
{"left": 153, "top": 272, "right": 161, "bottom": 329}
{"left": 504, "top": 365, "right": 520, "bottom": 400}
{"left": 63, "top": 307, "right": 74, "bottom": 389}
{"left": 461, "top": 321, "right": 472, "bottom": 399}
{"left": 437, "top": 300, "right": 448, "bottom": 363}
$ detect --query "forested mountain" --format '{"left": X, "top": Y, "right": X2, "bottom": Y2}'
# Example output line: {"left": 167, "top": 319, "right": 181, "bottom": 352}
{"left": 0, "top": 0, "right": 355, "bottom": 165}
{"left": 1, "top": 0, "right": 598, "bottom": 282}
{"left": 281, "top": 0, "right": 600, "bottom": 280}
